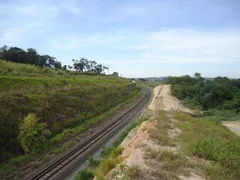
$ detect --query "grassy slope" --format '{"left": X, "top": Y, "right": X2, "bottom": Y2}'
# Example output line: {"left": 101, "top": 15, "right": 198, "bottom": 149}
{"left": 0, "top": 60, "right": 140, "bottom": 165}
{"left": 174, "top": 112, "right": 240, "bottom": 180}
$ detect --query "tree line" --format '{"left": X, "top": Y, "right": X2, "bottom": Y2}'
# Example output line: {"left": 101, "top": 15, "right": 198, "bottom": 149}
{"left": 168, "top": 73, "right": 240, "bottom": 113}
{"left": 0, "top": 45, "right": 118, "bottom": 75}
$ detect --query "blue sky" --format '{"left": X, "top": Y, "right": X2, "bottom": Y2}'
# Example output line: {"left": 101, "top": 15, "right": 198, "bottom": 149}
{"left": 0, "top": 0, "right": 239, "bottom": 78}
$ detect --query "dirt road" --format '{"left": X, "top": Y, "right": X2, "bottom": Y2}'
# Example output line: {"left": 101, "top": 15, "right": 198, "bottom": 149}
{"left": 149, "top": 85, "right": 193, "bottom": 113}
{"left": 223, "top": 121, "right": 240, "bottom": 136}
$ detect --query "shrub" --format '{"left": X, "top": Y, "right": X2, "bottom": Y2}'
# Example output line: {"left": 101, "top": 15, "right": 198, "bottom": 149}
{"left": 88, "top": 156, "right": 100, "bottom": 167}
{"left": 74, "top": 169, "right": 94, "bottom": 180}
{"left": 18, "top": 113, "right": 51, "bottom": 154}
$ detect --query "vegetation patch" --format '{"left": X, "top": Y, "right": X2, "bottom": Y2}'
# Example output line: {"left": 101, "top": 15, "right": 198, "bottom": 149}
{"left": 148, "top": 111, "right": 176, "bottom": 147}
{"left": 144, "top": 111, "right": 197, "bottom": 180}
{"left": 168, "top": 73, "right": 240, "bottom": 121}
{"left": 74, "top": 169, "right": 94, "bottom": 180}
{"left": 0, "top": 61, "right": 140, "bottom": 171}
{"left": 174, "top": 112, "right": 240, "bottom": 180}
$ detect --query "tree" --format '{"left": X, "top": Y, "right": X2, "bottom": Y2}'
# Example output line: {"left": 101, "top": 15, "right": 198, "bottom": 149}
{"left": 62, "top": 65, "right": 67, "bottom": 70}
{"left": 86, "top": 60, "right": 97, "bottom": 72}
{"left": 194, "top": 72, "right": 201, "bottom": 79}
{"left": 18, "top": 113, "right": 51, "bottom": 154}
{"left": 112, "top": 72, "right": 119, "bottom": 77}
{"left": 26, "top": 48, "right": 39, "bottom": 65}
{"left": 72, "top": 59, "right": 85, "bottom": 71}
{"left": 68, "top": 65, "right": 73, "bottom": 70}
{"left": 94, "top": 64, "right": 103, "bottom": 73}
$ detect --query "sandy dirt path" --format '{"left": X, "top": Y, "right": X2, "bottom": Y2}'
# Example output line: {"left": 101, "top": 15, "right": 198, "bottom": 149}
{"left": 149, "top": 85, "right": 193, "bottom": 113}
{"left": 223, "top": 121, "right": 240, "bottom": 136}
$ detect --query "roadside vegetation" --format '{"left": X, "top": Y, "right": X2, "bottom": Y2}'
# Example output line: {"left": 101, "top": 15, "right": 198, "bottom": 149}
{"left": 0, "top": 59, "right": 140, "bottom": 172}
{"left": 168, "top": 73, "right": 240, "bottom": 122}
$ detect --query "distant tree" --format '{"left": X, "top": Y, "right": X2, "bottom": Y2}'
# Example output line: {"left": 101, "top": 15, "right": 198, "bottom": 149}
{"left": 4, "top": 47, "right": 27, "bottom": 63}
{"left": 86, "top": 60, "right": 97, "bottom": 72}
{"left": 168, "top": 73, "right": 240, "bottom": 112}
{"left": 94, "top": 64, "right": 103, "bottom": 73}
{"left": 18, "top": 113, "right": 51, "bottom": 154}
{"left": 26, "top": 48, "right": 39, "bottom": 65}
{"left": 62, "top": 65, "right": 67, "bottom": 71}
{"left": 72, "top": 58, "right": 85, "bottom": 71}
{"left": 53, "top": 60, "right": 62, "bottom": 69}
{"left": 0, "top": 45, "right": 111, "bottom": 74}
{"left": 102, "top": 65, "right": 108, "bottom": 74}
{"left": 194, "top": 72, "right": 201, "bottom": 79}
{"left": 112, "top": 72, "right": 119, "bottom": 77}
{"left": 139, "top": 78, "right": 146, "bottom": 82}
{"left": 68, "top": 65, "right": 73, "bottom": 70}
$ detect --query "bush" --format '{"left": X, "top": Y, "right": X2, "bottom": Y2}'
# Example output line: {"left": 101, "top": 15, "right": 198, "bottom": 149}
{"left": 88, "top": 156, "right": 100, "bottom": 167}
{"left": 74, "top": 169, "right": 94, "bottom": 180}
{"left": 18, "top": 113, "right": 51, "bottom": 154}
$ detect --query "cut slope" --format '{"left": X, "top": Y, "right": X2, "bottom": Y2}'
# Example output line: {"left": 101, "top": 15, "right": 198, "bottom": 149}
{"left": 0, "top": 69, "right": 139, "bottom": 164}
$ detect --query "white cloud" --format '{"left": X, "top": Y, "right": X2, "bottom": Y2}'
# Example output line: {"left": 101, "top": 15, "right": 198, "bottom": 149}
{"left": 49, "top": 28, "right": 240, "bottom": 64}
{"left": 49, "top": 32, "right": 127, "bottom": 50}
{"left": 138, "top": 29, "right": 240, "bottom": 63}
{"left": 0, "top": 0, "right": 83, "bottom": 44}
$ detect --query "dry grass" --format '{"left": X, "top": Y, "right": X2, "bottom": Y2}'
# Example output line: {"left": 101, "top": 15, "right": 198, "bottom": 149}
{"left": 148, "top": 111, "right": 176, "bottom": 147}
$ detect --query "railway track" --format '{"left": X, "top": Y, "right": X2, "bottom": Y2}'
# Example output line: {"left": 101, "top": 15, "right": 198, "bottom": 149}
{"left": 1, "top": 88, "right": 151, "bottom": 180}
{"left": 0, "top": 99, "right": 131, "bottom": 180}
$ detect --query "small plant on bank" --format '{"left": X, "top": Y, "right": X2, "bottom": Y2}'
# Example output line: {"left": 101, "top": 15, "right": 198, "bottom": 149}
{"left": 18, "top": 113, "right": 51, "bottom": 154}
{"left": 74, "top": 169, "right": 94, "bottom": 180}
{"left": 88, "top": 156, "right": 100, "bottom": 167}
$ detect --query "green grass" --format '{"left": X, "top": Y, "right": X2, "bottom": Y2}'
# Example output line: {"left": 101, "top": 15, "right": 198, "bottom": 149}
{"left": 0, "top": 88, "right": 141, "bottom": 173}
{"left": 203, "top": 109, "right": 240, "bottom": 123}
{"left": 143, "top": 81, "right": 161, "bottom": 88}
{"left": 173, "top": 112, "right": 240, "bottom": 180}
{"left": 74, "top": 169, "right": 94, "bottom": 180}
{"left": 0, "top": 60, "right": 141, "bottom": 171}
{"left": 0, "top": 59, "right": 66, "bottom": 77}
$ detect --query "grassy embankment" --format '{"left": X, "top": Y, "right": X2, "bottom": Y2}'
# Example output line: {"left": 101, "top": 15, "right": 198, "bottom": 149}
{"left": 0, "top": 60, "right": 141, "bottom": 171}
{"left": 78, "top": 110, "right": 240, "bottom": 180}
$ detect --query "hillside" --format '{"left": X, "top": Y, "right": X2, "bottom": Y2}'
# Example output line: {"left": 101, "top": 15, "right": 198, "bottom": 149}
{"left": 0, "top": 60, "right": 140, "bottom": 167}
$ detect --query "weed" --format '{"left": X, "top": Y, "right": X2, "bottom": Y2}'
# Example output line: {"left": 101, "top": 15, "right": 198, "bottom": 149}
{"left": 74, "top": 169, "right": 94, "bottom": 180}
{"left": 119, "top": 164, "right": 141, "bottom": 179}
{"left": 88, "top": 156, "right": 100, "bottom": 167}
{"left": 148, "top": 111, "right": 176, "bottom": 146}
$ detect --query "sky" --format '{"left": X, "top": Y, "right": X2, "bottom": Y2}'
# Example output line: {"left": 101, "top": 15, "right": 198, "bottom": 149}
{"left": 0, "top": 0, "right": 240, "bottom": 78}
